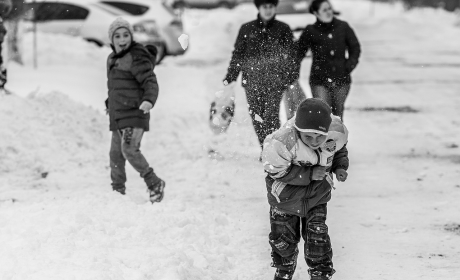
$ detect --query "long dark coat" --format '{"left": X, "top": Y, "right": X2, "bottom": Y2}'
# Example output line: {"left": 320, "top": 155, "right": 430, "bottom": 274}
{"left": 224, "top": 15, "right": 298, "bottom": 92}
{"left": 296, "top": 17, "right": 361, "bottom": 86}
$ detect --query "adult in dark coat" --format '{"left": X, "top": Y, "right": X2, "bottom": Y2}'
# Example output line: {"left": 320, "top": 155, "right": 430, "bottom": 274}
{"left": 296, "top": 0, "right": 361, "bottom": 120}
{"left": 223, "top": 0, "right": 298, "bottom": 151}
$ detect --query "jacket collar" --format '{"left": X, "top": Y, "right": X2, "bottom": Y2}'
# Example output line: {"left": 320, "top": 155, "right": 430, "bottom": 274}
{"left": 110, "top": 41, "right": 137, "bottom": 59}
{"left": 257, "top": 13, "right": 276, "bottom": 29}
{"left": 314, "top": 17, "right": 336, "bottom": 31}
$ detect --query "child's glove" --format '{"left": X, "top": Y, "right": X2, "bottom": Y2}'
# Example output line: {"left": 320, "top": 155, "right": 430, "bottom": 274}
{"left": 311, "top": 166, "right": 327, "bottom": 181}
{"left": 334, "top": 168, "right": 348, "bottom": 182}
{"left": 139, "top": 101, "right": 153, "bottom": 114}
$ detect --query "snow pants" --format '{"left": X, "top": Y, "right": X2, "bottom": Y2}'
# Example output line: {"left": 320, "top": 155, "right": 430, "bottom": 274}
{"left": 245, "top": 86, "right": 284, "bottom": 149}
{"left": 311, "top": 83, "right": 351, "bottom": 121}
{"left": 109, "top": 127, "right": 160, "bottom": 191}
{"left": 269, "top": 204, "right": 335, "bottom": 280}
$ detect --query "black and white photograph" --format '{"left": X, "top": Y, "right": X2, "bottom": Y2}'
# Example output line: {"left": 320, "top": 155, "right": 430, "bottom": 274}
{"left": 0, "top": 0, "right": 459, "bottom": 279}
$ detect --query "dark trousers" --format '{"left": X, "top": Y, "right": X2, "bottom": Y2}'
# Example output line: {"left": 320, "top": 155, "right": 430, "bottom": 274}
{"left": 310, "top": 83, "right": 351, "bottom": 120}
{"left": 269, "top": 204, "right": 335, "bottom": 280}
{"left": 109, "top": 127, "right": 160, "bottom": 190}
{"left": 0, "top": 43, "right": 6, "bottom": 88}
{"left": 245, "top": 87, "right": 284, "bottom": 149}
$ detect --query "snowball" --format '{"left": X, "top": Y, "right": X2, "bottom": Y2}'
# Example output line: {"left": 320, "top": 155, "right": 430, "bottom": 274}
{"left": 178, "top": 34, "right": 189, "bottom": 50}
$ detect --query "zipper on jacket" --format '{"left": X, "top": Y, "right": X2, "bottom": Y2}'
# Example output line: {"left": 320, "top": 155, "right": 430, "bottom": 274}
{"left": 314, "top": 149, "right": 321, "bottom": 165}
{"left": 303, "top": 183, "right": 312, "bottom": 216}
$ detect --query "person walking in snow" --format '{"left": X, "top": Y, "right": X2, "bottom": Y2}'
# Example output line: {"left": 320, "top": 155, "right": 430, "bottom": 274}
{"left": 223, "top": 0, "right": 298, "bottom": 153}
{"left": 105, "top": 17, "right": 165, "bottom": 203}
{"left": 296, "top": 0, "right": 361, "bottom": 120}
{"left": 262, "top": 98, "right": 349, "bottom": 280}
{"left": 0, "top": 17, "right": 7, "bottom": 94}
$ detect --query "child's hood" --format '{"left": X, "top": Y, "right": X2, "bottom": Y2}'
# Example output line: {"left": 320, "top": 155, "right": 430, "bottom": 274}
{"left": 110, "top": 42, "right": 156, "bottom": 65}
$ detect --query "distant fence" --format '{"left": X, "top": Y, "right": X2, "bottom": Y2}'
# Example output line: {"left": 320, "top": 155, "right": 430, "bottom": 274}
{"left": 370, "top": 0, "right": 460, "bottom": 11}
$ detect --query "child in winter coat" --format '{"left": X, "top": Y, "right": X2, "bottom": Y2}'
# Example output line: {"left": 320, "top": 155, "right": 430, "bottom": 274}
{"left": 261, "top": 98, "right": 349, "bottom": 280}
{"left": 105, "top": 17, "right": 165, "bottom": 203}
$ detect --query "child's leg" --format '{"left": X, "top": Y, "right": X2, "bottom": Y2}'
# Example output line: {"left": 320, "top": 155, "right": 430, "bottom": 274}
{"left": 301, "top": 203, "right": 335, "bottom": 280}
{"left": 119, "top": 127, "right": 161, "bottom": 187}
{"left": 109, "top": 131, "right": 127, "bottom": 192}
{"left": 268, "top": 207, "right": 301, "bottom": 280}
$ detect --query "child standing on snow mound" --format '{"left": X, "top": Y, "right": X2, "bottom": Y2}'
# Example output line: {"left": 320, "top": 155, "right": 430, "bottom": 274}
{"left": 262, "top": 98, "right": 349, "bottom": 280}
{"left": 105, "top": 17, "right": 165, "bottom": 203}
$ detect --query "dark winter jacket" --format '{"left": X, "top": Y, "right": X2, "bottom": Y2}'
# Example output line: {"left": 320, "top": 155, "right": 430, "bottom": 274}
{"left": 262, "top": 116, "right": 349, "bottom": 216}
{"left": 106, "top": 42, "right": 158, "bottom": 131}
{"left": 0, "top": 21, "right": 6, "bottom": 65}
{"left": 224, "top": 14, "right": 298, "bottom": 92}
{"left": 0, "top": 21, "right": 6, "bottom": 43}
{"left": 296, "top": 17, "right": 361, "bottom": 86}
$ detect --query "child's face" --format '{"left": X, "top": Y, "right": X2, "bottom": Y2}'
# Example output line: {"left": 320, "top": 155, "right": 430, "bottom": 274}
{"left": 258, "top": 4, "right": 276, "bottom": 22}
{"left": 314, "top": 1, "right": 334, "bottom": 23}
{"left": 112, "top": 27, "right": 132, "bottom": 53}
{"left": 299, "top": 131, "right": 327, "bottom": 150}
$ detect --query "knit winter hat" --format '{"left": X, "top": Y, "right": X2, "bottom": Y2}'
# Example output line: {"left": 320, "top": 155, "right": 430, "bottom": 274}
{"left": 254, "top": 0, "right": 279, "bottom": 8}
{"left": 108, "top": 17, "right": 134, "bottom": 43}
{"left": 294, "top": 98, "right": 332, "bottom": 135}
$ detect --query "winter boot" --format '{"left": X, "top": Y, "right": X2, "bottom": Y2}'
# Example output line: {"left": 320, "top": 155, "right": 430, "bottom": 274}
{"left": 148, "top": 179, "right": 165, "bottom": 203}
{"left": 113, "top": 186, "right": 126, "bottom": 195}
{"left": 274, "top": 269, "right": 294, "bottom": 280}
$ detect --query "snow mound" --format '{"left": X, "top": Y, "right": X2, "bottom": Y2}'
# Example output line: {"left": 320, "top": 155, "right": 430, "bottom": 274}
{"left": 0, "top": 92, "right": 108, "bottom": 183}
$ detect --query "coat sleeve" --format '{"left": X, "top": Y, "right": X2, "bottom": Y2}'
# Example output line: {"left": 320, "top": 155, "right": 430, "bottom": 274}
{"left": 295, "top": 27, "right": 311, "bottom": 63}
{"left": 331, "top": 144, "right": 349, "bottom": 172}
{"left": 224, "top": 25, "right": 247, "bottom": 83}
{"left": 262, "top": 135, "right": 313, "bottom": 186}
{"left": 344, "top": 23, "right": 361, "bottom": 74}
{"left": 105, "top": 55, "right": 112, "bottom": 109}
{"left": 130, "top": 54, "right": 159, "bottom": 106}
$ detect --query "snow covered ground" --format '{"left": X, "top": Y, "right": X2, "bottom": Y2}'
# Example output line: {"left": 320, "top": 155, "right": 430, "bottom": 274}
{"left": 1, "top": 0, "right": 460, "bottom": 279}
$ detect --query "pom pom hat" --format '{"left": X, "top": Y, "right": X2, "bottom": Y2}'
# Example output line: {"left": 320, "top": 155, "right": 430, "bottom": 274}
{"left": 294, "top": 98, "right": 332, "bottom": 135}
{"left": 254, "top": 0, "right": 279, "bottom": 8}
{"left": 108, "top": 17, "right": 134, "bottom": 43}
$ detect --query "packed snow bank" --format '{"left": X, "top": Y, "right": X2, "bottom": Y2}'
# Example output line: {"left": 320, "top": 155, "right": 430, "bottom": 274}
{"left": 8, "top": 32, "right": 111, "bottom": 112}
{"left": 0, "top": 92, "right": 108, "bottom": 188}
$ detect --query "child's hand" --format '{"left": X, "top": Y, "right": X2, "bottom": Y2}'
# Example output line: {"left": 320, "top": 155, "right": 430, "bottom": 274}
{"left": 335, "top": 169, "right": 348, "bottom": 182}
{"left": 311, "top": 166, "right": 327, "bottom": 181}
{"left": 139, "top": 101, "right": 153, "bottom": 114}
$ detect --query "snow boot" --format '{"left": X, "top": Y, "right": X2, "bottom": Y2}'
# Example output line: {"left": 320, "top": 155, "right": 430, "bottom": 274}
{"left": 274, "top": 269, "right": 294, "bottom": 280}
{"left": 113, "top": 186, "right": 126, "bottom": 195}
{"left": 148, "top": 179, "right": 165, "bottom": 203}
